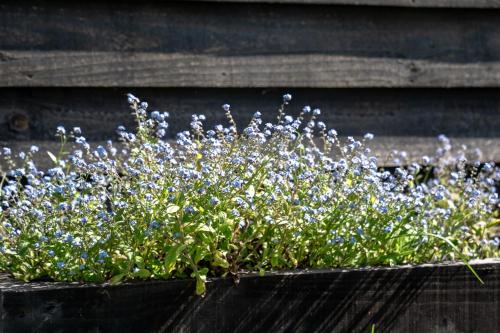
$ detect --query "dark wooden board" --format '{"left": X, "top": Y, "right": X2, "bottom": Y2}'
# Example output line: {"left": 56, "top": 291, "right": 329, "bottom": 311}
{"left": 193, "top": 0, "right": 500, "bottom": 8}
{"left": 0, "top": 88, "right": 499, "bottom": 169}
{"left": 1, "top": 2, "right": 500, "bottom": 87}
{"left": 2, "top": 52, "right": 500, "bottom": 88}
{"left": 0, "top": 260, "right": 499, "bottom": 332}
{"left": 1, "top": 88, "right": 499, "bottom": 141}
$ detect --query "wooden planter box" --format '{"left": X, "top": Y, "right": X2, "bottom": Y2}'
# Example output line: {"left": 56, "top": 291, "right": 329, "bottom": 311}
{"left": 0, "top": 260, "right": 498, "bottom": 332}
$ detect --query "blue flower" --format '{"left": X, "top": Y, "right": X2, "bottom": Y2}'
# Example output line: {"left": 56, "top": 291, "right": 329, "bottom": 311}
{"left": 95, "top": 146, "right": 108, "bottom": 159}
{"left": 127, "top": 93, "right": 139, "bottom": 104}
{"left": 210, "top": 197, "right": 220, "bottom": 205}
{"left": 364, "top": 133, "right": 374, "bottom": 140}
{"left": 150, "top": 111, "right": 160, "bottom": 120}
{"left": 231, "top": 179, "right": 243, "bottom": 188}
{"left": 327, "top": 129, "right": 338, "bottom": 137}
{"left": 184, "top": 206, "right": 196, "bottom": 214}
{"left": 98, "top": 250, "right": 109, "bottom": 259}
{"left": 56, "top": 126, "right": 66, "bottom": 136}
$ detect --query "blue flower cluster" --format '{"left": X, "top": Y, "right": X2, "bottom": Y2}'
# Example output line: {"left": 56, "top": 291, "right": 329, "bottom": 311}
{"left": 0, "top": 93, "right": 498, "bottom": 294}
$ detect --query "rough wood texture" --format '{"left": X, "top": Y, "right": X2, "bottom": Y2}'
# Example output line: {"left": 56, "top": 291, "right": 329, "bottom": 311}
{"left": 1, "top": 2, "right": 500, "bottom": 87}
{"left": 0, "top": 260, "right": 498, "bottom": 332}
{"left": 2, "top": 88, "right": 500, "bottom": 141}
{"left": 193, "top": 0, "right": 500, "bottom": 8}
{"left": 3, "top": 52, "right": 500, "bottom": 88}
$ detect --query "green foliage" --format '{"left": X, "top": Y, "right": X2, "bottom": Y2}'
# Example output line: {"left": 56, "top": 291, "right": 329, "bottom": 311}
{"left": 0, "top": 94, "right": 498, "bottom": 295}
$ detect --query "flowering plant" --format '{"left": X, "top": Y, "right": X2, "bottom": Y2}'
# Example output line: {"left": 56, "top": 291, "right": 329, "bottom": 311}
{"left": 0, "top": 94, "right": 498, "bottom": 295}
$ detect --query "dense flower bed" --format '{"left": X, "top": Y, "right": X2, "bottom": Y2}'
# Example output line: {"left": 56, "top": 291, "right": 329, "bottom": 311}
{"left": 0, "top": 94, "right": 498, "bottom": 294}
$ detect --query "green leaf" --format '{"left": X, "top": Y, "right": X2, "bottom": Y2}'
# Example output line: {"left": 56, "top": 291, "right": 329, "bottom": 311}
{"left": 247, "top": 185, "right": 255, "bottom": 198}
{"left": 271, "top": 254, "right": 279, "bottom": 267}
{"left": 198, "top": 267, "right": 209, "bottom": 276}
{"left": 109, "top": 273, "right": 126, "bottom": 284}
{"left": 212, "top": 255, "right": 229, "bottom": 269}
{"left": 134, "top": 256, "right": 145, "bottom": 267}
{"left": 4, "top": 248, "right": 17, "bottom": 255}
{"left": 193, "top": 246, "right": 208, "bottom": 264}
{"left": 47, "top": 151, "right": 58, "bottom": 164}
{"left": 220, "top": 224, "right": 232, "bottom": 239}
{"left": 196, "top": 224, "right": 215, "bottom": 233}
{"left": 133, "top": 268, "right": 151, "bottom": 279}
{"left": 194, "top": 269, "right": 209, "bottom": 296}
{"left": 166, "top": 205, "right": 180, "bottom": 214}
{"left": 164, "top": 244, "right": 186, "bottom": 274}
{"left": 196, "top": 277, "right": 206, "bottom": 295}
{"left": 425, "top": 232, "right": 484, "bottom": 284}
{"left": 486, "top": 219, "right": 500, "bottom": 228}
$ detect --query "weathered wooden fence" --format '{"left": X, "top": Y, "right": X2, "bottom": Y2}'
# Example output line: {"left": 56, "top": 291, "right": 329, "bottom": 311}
{"left": 1, "top": 0, "right": 500, "bottom": 166}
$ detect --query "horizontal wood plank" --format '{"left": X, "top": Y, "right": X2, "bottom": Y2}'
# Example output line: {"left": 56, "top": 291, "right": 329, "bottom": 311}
{"left": 2, "top": 2, "right": 500, "bottom": 88}
{"left": 2, "top": 52, "right": 500, "bottom": 87}
{"left": 1, "top": 88, "right": 500, "bottom": 141}
{"left": 1, "top": 261, "right": 499, "bottom": 332}
{"left": 192, "top": 0, "right": 500, "bottom": 8}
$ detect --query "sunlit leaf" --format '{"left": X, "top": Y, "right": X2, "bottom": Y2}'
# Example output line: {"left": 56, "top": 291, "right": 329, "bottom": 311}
{"left": 166, "top": 205, "right": 180, "bottom": 214}
{"left": 47, "top": 151, "right": 58, "bottom": 164}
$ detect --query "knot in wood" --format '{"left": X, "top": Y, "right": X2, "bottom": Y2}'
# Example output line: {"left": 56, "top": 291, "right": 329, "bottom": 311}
{"left": 8, "top": 113, "right": 30, "bottom": 132}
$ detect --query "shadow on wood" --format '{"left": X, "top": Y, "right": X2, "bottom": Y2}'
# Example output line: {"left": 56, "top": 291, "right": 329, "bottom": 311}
{"left": 0, "top": 260, "right": 498, "bottom": 332}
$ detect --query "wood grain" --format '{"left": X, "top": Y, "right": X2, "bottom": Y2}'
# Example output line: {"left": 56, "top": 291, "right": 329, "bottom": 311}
{"left": 1, "top": 88, "right": 499, "bottom": 141}
{"left": 193, "top": 0, "right": 500, "bottom": 8}
{"left": 2, "top": 52, "right": 500, "bottom": 87}
{"left": 1, "top": 260, "right": 498, "bottom": 332}
{"left": 2, "top": 2, "right": 500, "bottom": 87}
